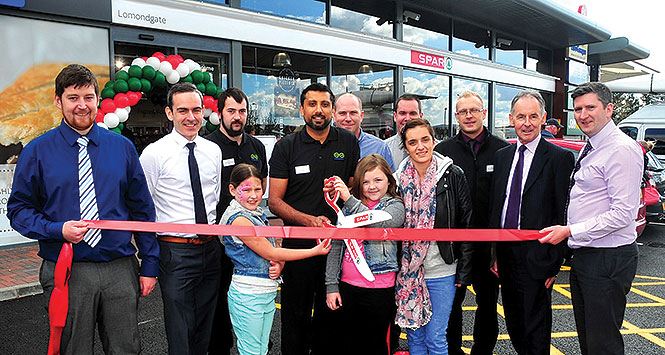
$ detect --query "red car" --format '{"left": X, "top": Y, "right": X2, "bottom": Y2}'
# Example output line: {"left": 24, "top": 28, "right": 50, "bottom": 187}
{"left": 507, "top": 138, "right": 647, "bottom": 236}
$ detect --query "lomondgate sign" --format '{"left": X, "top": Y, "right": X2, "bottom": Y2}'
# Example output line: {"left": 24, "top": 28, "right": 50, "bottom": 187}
{"left": 411, "top": 50, "right": 453, "bottom": 71}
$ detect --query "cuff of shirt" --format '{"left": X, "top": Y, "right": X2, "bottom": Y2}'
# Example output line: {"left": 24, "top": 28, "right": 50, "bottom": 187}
{"left": 569, "top": 222, "right": 590, "bottom": 242}
{"left": 47, "top": 221, "right": 65, "bottom": 240}
{"left": 139, "top": 258, "right": 159, "bottom": 278}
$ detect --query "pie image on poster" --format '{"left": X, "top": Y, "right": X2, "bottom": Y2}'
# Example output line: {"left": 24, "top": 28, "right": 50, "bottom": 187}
{"left": 0, "top": 63, "right": 109, "bottom": 163}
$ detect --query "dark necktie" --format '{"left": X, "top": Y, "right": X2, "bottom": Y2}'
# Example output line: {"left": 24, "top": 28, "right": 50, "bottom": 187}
{"left": 564, "top": 141, "right": 593, "bottom": 218}
{"left": 504, "top": 145, "right": 527, "bottom": 229}
{"left": 468, "top": 139, "right": 477, "bottom": 158}
{"left": 186, "top": 142, "right": 208, "bottom": 225}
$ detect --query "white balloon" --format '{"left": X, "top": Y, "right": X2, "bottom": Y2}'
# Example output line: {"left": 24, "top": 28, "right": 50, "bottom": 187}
{"left": 204, "top": 108, "right": 212, "bottom": 118}
{"left": 146, "top": 56, "right": 161, "bottom": 70}
{"left": 121, "top": 66, "right": 130, "bottom": 72}
{"left": 158, "top": 61, "right": 172, "bottom": 75}
{"left": 104, "top": 113, "right": 120, "bottom": 128}
{"left": 97, "top": 122, "right": 109, "bottom": 130}
{"left": 124, "top": 106, "right": 131, "bottom": 114}
{"left": 208, "top": 112, "right": 220, "bottom": 125}
{"left": 131, "top": 58, "right": 146, "bottom": 68}
{"left": 166, "top": 70, "right": 180, "bottom": 84}
{"left": 184, "top": 59, "right": 198, "bottom": 72}
{"left": 176, "top": 63, "right": 190, "bottom": 78}
{"left": 115, "top": 108, "right": 129, "bottom": 122}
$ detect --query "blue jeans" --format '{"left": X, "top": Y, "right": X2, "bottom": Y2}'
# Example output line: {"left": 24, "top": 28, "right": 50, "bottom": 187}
{"left": 406, "top": 275, "right": 456, "bottom": 355}
{"left": 228, "top": 285, "right": 277, "bottom": 355}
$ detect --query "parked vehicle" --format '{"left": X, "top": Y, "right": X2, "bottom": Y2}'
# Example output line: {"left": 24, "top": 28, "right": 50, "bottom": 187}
{"left": 618, "top": 102, "right": 665, "bottom": 163}
{"left": 644, "top": 151, "right": 665, "bottom": 221}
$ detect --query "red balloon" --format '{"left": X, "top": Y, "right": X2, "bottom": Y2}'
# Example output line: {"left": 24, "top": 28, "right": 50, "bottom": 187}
{"left": 173, "top": 54, "right": 184, "bottom": 63}
{"left": 203, "top": 95, "right": 214, "bottom": 109}
{"left": 127, "top": 91, "right": 142, "bottom": 106}
{"left": 212, "top": 99, "right": 219, "bottom": 112}
{"left": 166, "top": 56, "right": 180, "bottom": 70}
{"left": 114, "top": 93, "right": 130, "bottom": 108}
{"left": 95, "top": 110, "right": 105, "bottom": 123}
{"left": 142, "top": 56, "right": 149, "bottom": 61}
{"left": 100, "top": 98, "right": 116, "bottom": 114}
{"left": 152, "top": 52, "right": 166, "bottom": 61}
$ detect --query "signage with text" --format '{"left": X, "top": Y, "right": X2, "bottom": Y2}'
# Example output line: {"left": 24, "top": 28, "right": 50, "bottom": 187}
{"left": 411, "top": 50, "right": 453, "bottom": 71}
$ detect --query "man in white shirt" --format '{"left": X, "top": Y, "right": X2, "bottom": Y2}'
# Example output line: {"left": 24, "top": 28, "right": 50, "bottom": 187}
{"left": 140, "top": 82, "right": 222, "bottom": 355}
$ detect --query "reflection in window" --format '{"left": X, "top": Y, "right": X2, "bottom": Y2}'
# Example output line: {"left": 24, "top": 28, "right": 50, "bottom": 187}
{"left": 452, "top": 37, "right": 489, "bottom": 60}
{"left": 451, "top": 78, "right": 489, "bottom": 136}
{"left": 494, "top": 85, "right": 522, "bottom": 140}
{"left": 330, "top": 5, "right": 393, "bottom": 38}
{"left": 403, "top": 69, "right": 450, "bottom": 140}
{"left": 403, "top": 24, "right": 448, "bottom": 51}
{"left": 527, "top": 45, "right": 552, "bottom": 75}
{"left": 495, "top": 37, "right": 524, "bottom": 68}
{"left": 241, "top": 0, "right": 325, "bottom": 24}
{"left": 332, "top": 59, "right": 394, "bottom": 139}
{"left": 242, "top": 46, "right": 328, "bottom": 138}
{"left": 645, "top": 128, "right": 665, "bottom": 157}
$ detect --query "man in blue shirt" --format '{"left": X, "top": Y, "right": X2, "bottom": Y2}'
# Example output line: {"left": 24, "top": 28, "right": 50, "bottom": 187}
{"left": 333, "top": 93, "right": 395, "bottom": 170}
{"left": 7, "top": 64, "right": 159, "bottom": 354}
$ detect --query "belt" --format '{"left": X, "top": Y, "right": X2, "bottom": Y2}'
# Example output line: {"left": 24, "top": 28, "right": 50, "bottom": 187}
{"left": 157, "top": 235, "right": 215, "bottom": 245}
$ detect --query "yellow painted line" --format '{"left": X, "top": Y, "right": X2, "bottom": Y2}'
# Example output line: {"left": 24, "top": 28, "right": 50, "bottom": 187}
{"left": 553, "top": 284, "right": 572, "bottom": 299}
{"left": 560, "top": 266, "right": 571, "bottom": 271}
{"left": 622, "top": 320, "right": 665, "bottom": 348}
{"left": 632, "top": 281, "right": 665, "bottom": 286}
{"left": 620, "top": 327, "right": 665, "bottom": 335}
{"left": 552, "top": 304, "right": 574, "bottom": 310}
{"left": 635, "top": 274, "right": 665, "bottom": 281}
{"left": 550, "top": 345, "right": 565, "bottom": 355}
{"left": 630, "top": 287, "right": 665, "bottom": 304}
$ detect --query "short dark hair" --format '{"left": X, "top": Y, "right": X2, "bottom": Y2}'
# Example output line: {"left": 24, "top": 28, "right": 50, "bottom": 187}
{"left": 217, "top": 87, "right": 248, "bottom": 112}
{"left": 400, "top": 118, "right": 434, "bottom": 148}
{"left": 167, "top": 82, "right": 203, "bottom": 109}
{"left": 55, "top": 64, "right": 100, "bottom": 99}
{"left": 229, "top": 163, "right": 262, "bottom": 188}
{"left": 395, "top": 94, "right": 422, "bottom": 113}
{"left": 571, "top": 82, "right": 613, "bottom": 108}
{"left": 300, "top": 82, "right": 335, "bottom": 107}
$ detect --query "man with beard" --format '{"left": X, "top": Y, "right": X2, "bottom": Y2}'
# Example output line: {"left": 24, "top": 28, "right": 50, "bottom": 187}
{"left": 205, "top": 88, "right": 268, "bottom": 354}
{"left": 269, "top": 82, "right": 359, "bottom": 355}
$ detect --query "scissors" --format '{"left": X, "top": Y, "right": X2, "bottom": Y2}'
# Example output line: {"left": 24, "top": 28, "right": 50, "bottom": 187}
{"left": 323, "top": 186, "right": 392, "bottom": 282}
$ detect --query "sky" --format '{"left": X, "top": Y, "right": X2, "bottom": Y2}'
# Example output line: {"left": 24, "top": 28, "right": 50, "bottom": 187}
{"left": 554, "top": 0, "right": 663, "bottom": 72}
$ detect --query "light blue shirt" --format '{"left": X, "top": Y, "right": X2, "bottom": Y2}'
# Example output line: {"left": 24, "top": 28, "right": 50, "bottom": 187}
{"left": 359, "top": 130, "right": 395, "bottom": 171}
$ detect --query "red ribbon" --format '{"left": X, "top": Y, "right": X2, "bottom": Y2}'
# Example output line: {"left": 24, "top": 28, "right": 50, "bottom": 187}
{"left": 84, "top": 220, "right": 540, "bottom": 242}
{"left": 48, "top": 242, "right": 72, "bottom": 355}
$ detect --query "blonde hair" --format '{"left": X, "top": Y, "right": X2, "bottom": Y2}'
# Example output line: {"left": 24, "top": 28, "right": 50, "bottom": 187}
{"left": 349, "top": 154, "right": 400, "bottom": 202}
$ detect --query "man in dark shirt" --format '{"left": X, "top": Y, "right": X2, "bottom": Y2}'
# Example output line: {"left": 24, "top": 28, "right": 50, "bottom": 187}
{"left": 435, "top": 91, "right": 508, "bottom": 355}
{"left": 7, "top": 64, "right": 158, "bottom": 354}
{"left": 269, "top": 83, "right": 359, "bottom": 355}
{"left": 205, "top": 87, "right": 268, "bottom": 354}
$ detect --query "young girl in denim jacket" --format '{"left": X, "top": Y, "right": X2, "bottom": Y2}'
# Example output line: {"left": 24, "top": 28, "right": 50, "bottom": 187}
{"left": 221, "top": 164, "right": 331, "bottom": 355}
{"left": 324, "top": 154, "right": 405, "bottom": 355}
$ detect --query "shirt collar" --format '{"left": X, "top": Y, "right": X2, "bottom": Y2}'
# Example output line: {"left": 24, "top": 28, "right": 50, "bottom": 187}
{"left": 518, "top": 133, "right": 541, "bottom": 154}
{"left": 461, "top": 127, "right": 487, "bottom": 144}
{"left": 169, "top": 129, "right": 202, "bottom": 148}
{"left": 216, "top": 128, "right": 246, "bottom": 146}
{"left": 58, "top": 119, "right": 100, "bottom": 147}
{"left": 301, "top": 125, "right": 337, "bottom": 143}
{"left": 588, "top": 119, "right": 615, "bottom": 148}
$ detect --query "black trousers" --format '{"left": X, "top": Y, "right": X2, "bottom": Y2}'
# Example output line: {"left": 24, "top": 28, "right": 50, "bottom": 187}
{"left": 338, "top": 281, "right": 395, "bottom": 355}
{"left": 447, "top": 242, "right": 499, "bottom": 355}
{"left": 158, "top": 239, "right": 222, "bottom": 355}
{"left": 207, "top": 244, "right": 235, "bottom": 355}
{"left": 570, "top": 243, "right": 638, "bottom": 355}
{"left": 497, "top": 244, "right": 552, "bottom": 355}
{"left": 280, "top": 255, "right": 338, "bottom": 355}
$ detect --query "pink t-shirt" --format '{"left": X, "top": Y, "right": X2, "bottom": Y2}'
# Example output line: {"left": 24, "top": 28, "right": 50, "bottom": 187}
{"left": 340, "top": 199, "right": 396, "bottom": 289}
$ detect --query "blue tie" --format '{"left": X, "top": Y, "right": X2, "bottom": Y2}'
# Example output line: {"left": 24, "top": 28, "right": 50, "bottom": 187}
{"left": 77, "top": 136, "right": 101, "bottom": 247}
{"left": 186, "top": 142, "right": 208, "bottom": 225}
{"left": 504, "top": 145, "right": 526, "bottom": 229}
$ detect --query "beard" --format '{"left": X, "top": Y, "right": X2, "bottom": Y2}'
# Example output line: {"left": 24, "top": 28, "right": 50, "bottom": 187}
{"left": 305, "top": 114, "right": 331, "bottom": 131}
{"left": 222, "top": 120, "right": 244, "bottom": 137}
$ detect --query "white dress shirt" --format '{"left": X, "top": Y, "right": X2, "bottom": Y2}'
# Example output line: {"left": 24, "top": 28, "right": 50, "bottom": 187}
{"left": 500, "top": 134, "right": 541, "bottom": 228}
{"left": 140, "top": 130, "right": 222, "bottom": 237}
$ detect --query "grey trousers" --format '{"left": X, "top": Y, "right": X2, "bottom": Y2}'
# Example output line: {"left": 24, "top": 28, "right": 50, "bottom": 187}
{"left": 40, "top": 255, "right": 141, "bottom": 355}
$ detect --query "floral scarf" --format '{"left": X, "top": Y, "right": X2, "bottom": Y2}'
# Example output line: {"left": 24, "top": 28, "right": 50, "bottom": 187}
{"left": 394, "top": 157, "right": 438, "bottom": 329}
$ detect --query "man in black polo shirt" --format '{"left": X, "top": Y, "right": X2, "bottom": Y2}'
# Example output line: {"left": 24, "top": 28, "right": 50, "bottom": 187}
{"left": 205, "top": 87, "right": 268, "bottom": 354}
{"left": 269, "top": 82, "right": 359, "bottom": 355}
{"left": 434, "top": 91, "right": 508, "bottom": 355}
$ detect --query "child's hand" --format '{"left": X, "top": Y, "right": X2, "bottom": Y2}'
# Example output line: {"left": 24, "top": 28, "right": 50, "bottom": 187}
{"left": 268, "top": 261, "right": 284, "bottom": 279}
{"left": 326, "top": 292, "right": 342, "bottom": 310}
{"left": 314, "top": 239, "right": 332, "bottom": 255}
{"left": 329, "top": 177, "right": 351, "bottom": 201}
{"left": 323, "top": 176, "right": 338, "bottom": 197}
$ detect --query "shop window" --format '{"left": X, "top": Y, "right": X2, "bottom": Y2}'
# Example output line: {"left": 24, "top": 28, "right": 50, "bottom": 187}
{"left": 527, "top": 45, "right": 552, "bottom": 75}
{"left": 242, "top": 46, "right": 328, "bottom": 138}
{"left": 403, "top": 69, "right": 450, "bottom": 140}
{"left": 493, "top": 84, "right": 521, "bottom": 140}
{"left": 404, "top": 24, "right": 449, "bottom": 52}
{"left": 330, "top": 3, "right": 393, "bottom": 38}
{"left": 240, "top": 0, "right": 326, "bottom": 24}
{"left": 452, "top": 21, "right": 489, "bottom": 60}
{"left": 495, "top": 36, "right": 525, "bottom": 68}
{"left": 331, "top": 58, "right": 394, "bottom": 139}
{"left": 451, "top": 78, "right": 489, "bottom": 136}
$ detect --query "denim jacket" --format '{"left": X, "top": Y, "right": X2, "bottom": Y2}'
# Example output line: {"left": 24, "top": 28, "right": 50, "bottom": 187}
{"left": 221, "top": 200, "right": 274, "bottom": 279}
{"left": 325, "top": 195, "right": 405, "bottom": 293}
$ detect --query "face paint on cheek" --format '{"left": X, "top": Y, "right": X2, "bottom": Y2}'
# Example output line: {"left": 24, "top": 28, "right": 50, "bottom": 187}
{"left": 237, "top": 182, "right": 254, "bottom": 203}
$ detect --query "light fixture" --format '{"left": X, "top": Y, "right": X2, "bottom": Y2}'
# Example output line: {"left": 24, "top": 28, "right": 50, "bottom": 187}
{"left": 376, "top": 17, "right": 388, "bottom": 26}
{"left": 496, "top": 38, "right": 513, "bottom": 47}
{"left": 272, "top": 52, "right": 291, "bottom": 68}
{"left": 402, "top": 10, "right": 421, "bottom": 23}
{"left": 358, "top": 64, "right": 374, "bottom": 74}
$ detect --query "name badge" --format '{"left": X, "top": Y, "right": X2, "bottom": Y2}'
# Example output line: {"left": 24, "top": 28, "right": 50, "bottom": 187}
{"left": 223, "top": 158, "right": 236, "bottom": 167}
{"left": 295, "top": 165, "right": 310, "bottom": 175}
{"left": 486, "top": 164, "right": 494, "bottom": 172}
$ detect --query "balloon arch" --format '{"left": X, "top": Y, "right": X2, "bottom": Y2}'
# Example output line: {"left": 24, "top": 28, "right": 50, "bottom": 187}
{"left": 96, "top": 52, "right": 223, "bottom": 133}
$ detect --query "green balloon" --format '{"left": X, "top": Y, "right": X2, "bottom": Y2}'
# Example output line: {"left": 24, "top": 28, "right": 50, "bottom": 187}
{"left": 111, "top": 127, "right": 122, "bottom": 134}
{"left": 113, "top": 79, "right": 129, "bottom": 93}
{"left": 215, "top": 87, "right": 223, "bottom": 99}
{"left": 205, "top": 82, "right": 217, "bottom": 96}
{"left": 201, "top": 71, "right": 211, "bottom": 84}
{"left": 205, "top": 121, "right": 216, "bottom": 132}
{"left": 191, "top": 70, "right": 203, "bottom": 84}
{"left": 153, "top": 72, "right": 166, "bottom": 88}
{"left": 140, "top": 78, "right": 152, "bottom": 92}
{"left": 128, "top": 65, "right": 143, "bottom": 78}
{"left": 115, "top": 70, "right": 129, "bottom": 81}
{"left": 101, "top": 87, "right": 116, "bottom": 99}
{"left": 182, "top": 75, "right": 193, "bottom": 83}
{"left": 104, "top": 80, "right": 114, "bottom": 88}
{"left": 142, "top": 66, "right": 156, "bottom": 80}
{"left": 128, "top": 77, "right": 142, "bottom": 91}
{"left": 118, "top": 123, "right": 124, "bottom": 131}
{"left": 196, "top": 83, "right": 206, "bottom": 93}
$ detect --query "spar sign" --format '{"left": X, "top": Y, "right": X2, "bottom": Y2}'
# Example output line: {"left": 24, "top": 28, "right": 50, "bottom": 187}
{"left": 411, "top": 50, "right": 453, "bottom": 71}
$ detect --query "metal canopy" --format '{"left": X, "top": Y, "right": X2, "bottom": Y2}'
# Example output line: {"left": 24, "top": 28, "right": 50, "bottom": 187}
{"left": 588, "top": 37, "right": 650, "bottom": 65}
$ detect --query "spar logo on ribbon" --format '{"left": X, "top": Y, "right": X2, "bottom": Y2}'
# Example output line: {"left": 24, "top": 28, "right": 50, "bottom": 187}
{"left": 333, "top": 152, "right": 345, "bottom": 161}
{"left": 250, "top": 153, "right": 259, "bottom": 162}
{"left": 411, "top": 50, "right": 453, "bottom": 71}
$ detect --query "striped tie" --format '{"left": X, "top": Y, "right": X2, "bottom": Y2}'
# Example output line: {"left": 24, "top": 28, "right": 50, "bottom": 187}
{"left": 77, "top": 136, "right": 102, "bottom": 248}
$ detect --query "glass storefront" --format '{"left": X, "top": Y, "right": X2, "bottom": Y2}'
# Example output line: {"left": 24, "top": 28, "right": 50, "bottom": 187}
{"left": 403, "top": 69, "right": 450, "bottom": 140}
{"left": 241, "top": 0, "right": 326, "bottom": 24}
{"left": 494, "top": 84, "right": 521, "bottom": 140}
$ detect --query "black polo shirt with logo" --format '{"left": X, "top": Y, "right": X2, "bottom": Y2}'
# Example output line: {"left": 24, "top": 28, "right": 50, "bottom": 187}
{"left": 205, "top": 129, "right": 268, "bottom": 222}
{"left": 269, "top": 126, "right": 359, "bottom": 248}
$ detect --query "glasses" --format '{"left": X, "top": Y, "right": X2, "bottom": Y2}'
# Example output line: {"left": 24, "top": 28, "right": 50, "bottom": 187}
{"left": 456, "top": 108, "right": 484, "bottom": 116}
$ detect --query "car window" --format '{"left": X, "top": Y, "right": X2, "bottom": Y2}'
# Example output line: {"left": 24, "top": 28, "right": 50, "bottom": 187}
{"left": 645, "top": 128, "right": 665, "bottom": 156}
{"left": 620, "top": 126, "right": 639, "bottom": 140}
